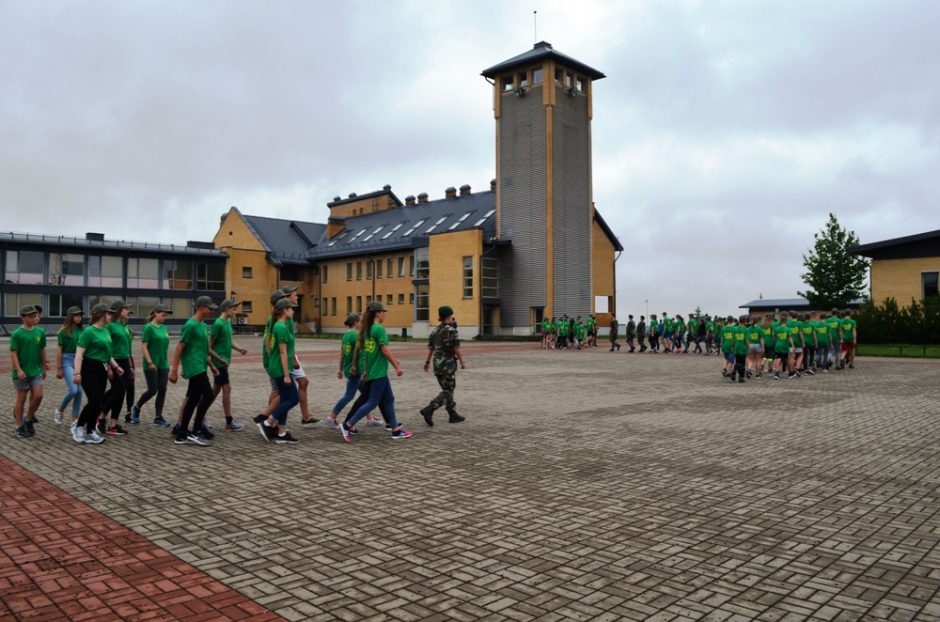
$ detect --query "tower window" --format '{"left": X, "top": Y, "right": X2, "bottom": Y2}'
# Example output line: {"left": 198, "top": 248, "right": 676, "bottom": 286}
{"left": 502, "top": 75, "right": 514, "bottom": 92}
{"left": 532, "top": 68, "right": 543, "bottom": 84}
{"left": 555, "top": 68, "right": 563, "bottom": 84}
{"left": 565, "top": 72, "right": 573, "bottom": 89}
{"left": 517, "top": 72, "right": 527, "bottom": 88}
{"left": 576, "top": 76, "right": 585, "bottom": 93}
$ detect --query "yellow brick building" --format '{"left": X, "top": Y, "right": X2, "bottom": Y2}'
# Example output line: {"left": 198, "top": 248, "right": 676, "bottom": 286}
{"left": 852, "top": 229, "right": 940, "bottom": 304}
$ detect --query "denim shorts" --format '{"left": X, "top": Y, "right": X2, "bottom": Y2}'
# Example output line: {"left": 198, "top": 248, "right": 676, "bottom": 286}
{"left": 14, "top": 376, "right": 43, "bottom": 391}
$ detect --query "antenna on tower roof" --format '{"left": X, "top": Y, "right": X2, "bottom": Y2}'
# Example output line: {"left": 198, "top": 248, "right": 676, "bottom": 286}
{"left": 533, "top": 10, "right": 537, "bottom": 44}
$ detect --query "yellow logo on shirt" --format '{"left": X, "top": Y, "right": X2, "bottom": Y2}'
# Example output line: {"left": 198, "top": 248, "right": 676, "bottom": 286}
{"left": 364, "top": 338, "right": 376, "bottom": 353}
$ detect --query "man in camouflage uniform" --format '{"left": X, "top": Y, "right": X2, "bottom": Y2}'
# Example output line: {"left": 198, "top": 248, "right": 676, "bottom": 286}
{"left": 420, "top": 305, "right": 467, "bottom": 426}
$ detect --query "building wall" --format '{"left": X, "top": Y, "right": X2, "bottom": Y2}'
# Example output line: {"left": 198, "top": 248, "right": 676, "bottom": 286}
{"left": 213, "top": 208, "right": 279, "bottom": 326}
{"left": 317, "top": 251, "right": 416, "bottom": 333}
{"left": 591, "top": 214, "right": 616, "bottom": 327}
{"left": 870, "top": 257, "right": 940, "bottom": 304}
{"left": 429, "top": 229, "right": 482, "bottom": 339}
{"left": 328, "top": 194, "right": 400, "bottom": 219}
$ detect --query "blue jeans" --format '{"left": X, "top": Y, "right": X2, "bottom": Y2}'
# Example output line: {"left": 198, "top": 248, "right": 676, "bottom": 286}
{"left": 348, "top": 377, "right": 398, "bottom": 429}
{"left": 332, "top": 375, "right": 360, "bottom": 415}
{"left": 816, "top": 345, "right": 830, "bottom": 368}
{"left": 58, "top": 353, "right": 83, "bottom": 418}
{"left": 272, "top": 377, "right": 299, "bottom": 427}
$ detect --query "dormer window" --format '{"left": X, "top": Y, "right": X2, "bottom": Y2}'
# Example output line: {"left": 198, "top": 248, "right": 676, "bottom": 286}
{"left": 502, "top": 75, "right": 514, "bottom": 92}
{"left": 532, "top": 68, "right": 543, "bottom": 84}
{"left": 576, "top": 76, "right": 585, "bottom": 93}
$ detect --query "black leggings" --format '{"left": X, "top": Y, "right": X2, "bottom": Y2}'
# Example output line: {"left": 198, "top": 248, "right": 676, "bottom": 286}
{"left": 180, "top": 373, "right": 214, "bottom": 433}
{"left": 137, "top": 368, "right": 169, "bottom": 419}
{"left": 78, "top": 359, "right": 108, "bottom": 433}
{"left": 105, "top": 358, "right": 134, "bottom": 420}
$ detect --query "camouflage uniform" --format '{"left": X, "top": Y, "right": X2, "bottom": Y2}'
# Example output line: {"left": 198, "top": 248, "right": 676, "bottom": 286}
{"left": 425, "top": 323, "right": 460, "bottom": 416}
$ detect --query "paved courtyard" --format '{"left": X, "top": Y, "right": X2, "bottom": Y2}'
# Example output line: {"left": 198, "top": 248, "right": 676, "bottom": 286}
{"left": 2, "top": 337, "right": 940, "bottom": 621}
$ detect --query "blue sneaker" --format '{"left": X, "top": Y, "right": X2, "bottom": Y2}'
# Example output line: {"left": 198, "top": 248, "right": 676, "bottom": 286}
{"left": 130, "top": 405, "right": 141, "bottom": 424}
{"left": 153, "top": 417, "right": 171, "bottom": 428}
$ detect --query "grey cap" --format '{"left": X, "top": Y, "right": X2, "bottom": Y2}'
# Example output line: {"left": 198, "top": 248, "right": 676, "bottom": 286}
{"left": 108, "top": 299, "right": 130, "bottom": 312}
{"left": 66, "top": 306, "right": 84, "bottom": 316}
{"left": 344, "top": 313, "right": 360, "bottom": 327}
{"left": 274, "top": 298, "right": 298, "bottom": 311}
{"left": 270, "top": 288, "right": 290, "bottom": 305}
{"left": 19, "top": 304, "right": 42, "bottom": 316}
{"left": 194, "top": 296, "right": 218, "bottom": 310}
{"left": 151, "top": 305, "right": 173, "bottom": 315}
{"left": 219, "top": 299, "right": 239, "bottom": 312}
{"left": 90, "top": 303, "right": 110, "bottom": 316}
{"left": 366, "top": 301, "right": 386, "bottom": 312}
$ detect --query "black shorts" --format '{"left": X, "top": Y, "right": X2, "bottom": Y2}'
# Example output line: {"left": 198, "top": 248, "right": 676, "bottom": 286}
{"left": 214, "top": 366, "right": 230, "bottom": 386}
{"left": 775, "top": 352, "right": 788, "bottom": 363}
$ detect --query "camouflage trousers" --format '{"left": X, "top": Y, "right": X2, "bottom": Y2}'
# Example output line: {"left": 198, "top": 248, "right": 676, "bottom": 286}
{"left": 429, "top": 371, "right": 456, "bottom": 411}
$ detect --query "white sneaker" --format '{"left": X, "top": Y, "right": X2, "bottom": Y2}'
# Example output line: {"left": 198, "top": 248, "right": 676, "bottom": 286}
{"left": 84, "top": 430, "right": 105, "bottom": 444}
{"left": 53, "top": 410, "right": 63, "bottom": 425}
{"left": 324, "top": 417, "right": 340, "bottom": 429}
{"left": 72, "top": 425, "right": 86, "bottom": 443}
{"left": 187, "top": 433, "right": 210, "bottom": 446}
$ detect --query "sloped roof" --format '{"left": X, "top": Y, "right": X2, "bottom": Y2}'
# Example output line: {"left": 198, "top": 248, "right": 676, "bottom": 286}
{"left": 739, "top": 297, "right": 864, "bottom": 310}
{"left": 240, "top": 213, "right": 326, "bottom": 266}
{"left": 850, "top": 228, "right": 940, "bottom": 260}
{"left": 0, "top": 231, "right": 225, "bottom": 257}
{"left": 310, "top": 191, "right": 498, "bottom": 260}
{"left": 482, "top": 41, "right": 605, "bottom": 80}
{"left": 593, "top": 210, "right": 623, "bottom": 252}
{"left": 327, "top": 187, "right": 403, "bottom": 209}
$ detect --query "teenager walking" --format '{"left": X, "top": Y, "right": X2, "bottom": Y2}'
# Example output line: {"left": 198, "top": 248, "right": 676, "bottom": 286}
{"left": 420, "top": 305, "right": 467, "bottom": 426}
{"left": 72, "top": 304, "right": 115, "bottom": 444}
{"left": 169, "top": 296, "right": 218, "bottom": 446}
{"left": 10, "top": 305, "right": 47, "bottom": 438}
{"left": 325, "top": 314, "right": 361, "bottom": 430}
{"left": 257, "top": 298, "right": 300, "bottom": 444}
{"left": 54, "top": 306, "right": 84, "bottom": 426}
{"left": 209, "top": 299, "right": 248, "bottom": 431}
{"left": 133, "top": 305, "right": 173, "bottom": 427}
{"left": 103, "top": 300, "right": 133, "bottom": 437}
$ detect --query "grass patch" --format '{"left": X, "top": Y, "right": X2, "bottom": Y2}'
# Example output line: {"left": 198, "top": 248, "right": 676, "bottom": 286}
{"left": 857, "top": 344, "right": 940, "bottom": 359}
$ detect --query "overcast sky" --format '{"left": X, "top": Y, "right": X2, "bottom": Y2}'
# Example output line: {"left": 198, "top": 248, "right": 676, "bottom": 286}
{"left": 2, "top": 0, "right": 938, "bottom": 317}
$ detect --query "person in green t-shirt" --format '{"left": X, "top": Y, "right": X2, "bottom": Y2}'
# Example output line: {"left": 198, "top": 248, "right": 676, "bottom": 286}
{"left": 799, "top": 312, "right": 818, "bottom": 375}
{"left": 745, "top": 318, "right": 765, "bottom": 379}
{"left": 257, "top": 298, "right": 301, "bottom": 444}
{"left": 209, "top": 299, "right": 249, "bottom": 431}
{"left": 719, "top": 316, "right": 737, "bottom": 377}
{"left": 342, "top": 301, "right": 411, "bottom": 441}
{"left": 760, "top": 315, "right": 775, "bottom": 376}
{"left": 586, "top": 315, "right": 597, "bottom": 348}
{"left": 673, "top": 315, "right": 686, "bottom": 354}
{"left": 661, "top": 313, "right": 673, "bottom": 353}
{"left": 729, "top": 316, "right": 750, "bottom": 382}
{"left": 575, "top": 320, "right": 587, "bottom": 349}
{"left": 827, "top": 309, "right": 843, "bottom": 369}
{"left": 134, "top": 305, "right": 173, "bottom": 427}
{"left": 54, "top": 306, "right": 84, "bottom": 425}
{"left": 814, "top": 312, "right": 832, "bottom": 372}
{"left": 772, "top": 315, "right": 794, "bottom": 380}
{"left": 103, "top": 300, "right": 134, "bottom": 437}
{"left": 787, "top": 315, "right": 804, "bottom": 378}
{"left": 169, "top": 296, "right": 218, "bottom": 446}
{"left": 10, "top": 305, "right": 48, "bottom": 438}
{"left": 541, "top": 317, "right": 553, "bottom": 349}
{"left": 840, "top": 309, "right": 858, "bottom": 369}
{"left": 73, "top": 303, "right": 118, "bottom": 444}
{"left": 325, "top": 313, "right": 363, "bottom": 429}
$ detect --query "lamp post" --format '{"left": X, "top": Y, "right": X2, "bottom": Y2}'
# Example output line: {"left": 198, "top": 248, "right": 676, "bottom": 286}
{"left": 645, "top": 299, "right": 649, "bottom": 318}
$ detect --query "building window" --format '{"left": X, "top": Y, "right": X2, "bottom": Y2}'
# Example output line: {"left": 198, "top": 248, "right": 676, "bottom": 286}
{"left": 87, "top": 255, "right": 124, "bottom": 288}
{"left": 501, "top": 75, "right": 513, "bottom": 92}
{"left": 331, "top": 297, "right": 337, "bottom": 316}
{"left": 321, "top": 297, "right": 326, "bottom": 309}
{"left": 88, "top": 294, "right": 124, "bottom": 311}
{"left": 49, "top": 253, "right": 85, "bottom": 286}
{"left": 387, "top": 258, "right": 394, "bottom": 278}
{"left": 517, "top": 71, "right": 527, "bottom": 89}
{"left": 162, "top": 260, "right": 193, "bottom": 290}
{"left": 409, "top": 256, "right": 415, "bottom": 277}
{"left": 387, "top": 294, "right": 393, "bottom": 306}
{"left": 415, "top": 284, "right": 429, "bottom": 321}
{"left": 482, "top": 257, "right": 500, "bottom": 298}
{"left": 410, "top": 292, "right": 415, "bottom": 305}
{"left": 366, "top": 260, "right": 373, "bottom": 280}
{"left": 415, "top": 248, "right": 429, "bottom": 279}
{"left": 5, "top": 250, "right": 45, "bottom": 285}
{"left": 398, "top": 293, "right": 405, "bottom": 305}
{"left": 356, "top": 296, "right": 362, "bottom": 313}
{"left": 532, "top": 67, "right": 543, "bottom": 84}
{"left": 346, "top": 262, "right": 352, "bottom": 281}
{"left": 924, "top": 272, "right": 939, "bottom": 298}
{"left": 376, "top": 259, "right": 383, "bottom": 279}
{"left": 576, "top": 76, "right": 585, "bottom": 93}
{"left": 321, "top": 265, "right": 328, "bottom": 284}
{"left": 242, "top": 266, "right": 253, "bottom": 279}
{"left": 463, "top": 256, "right": 473, "bottom": 299}
{"left": 346, "top": 296, "right": 352, "bottom": 313}
{"left": 127, "top": 257, "right": 159, "bottom": 289}
{"left": 555, "top": 67, "right": 563, "bottom": 85}
{"left": 4, "top": 292, "right": 43, "bottom": 317}
{"left": 279, "top": 265, "right": 304, "bottom": 282}
{"left": 398, "top": 257, "right": 405, "bottom": 277}
{"left": 356, "top": 261, "right": 362, "bottom": 281}
{"left": 47, "top": 293, "right": 85, "bottom": 317}
{"left": 197, "top": 261, "right": 225, "bottom": 291}
{"left": 242, "top": 300, "right": 253, "bottom": 313}
{"left": 126, "top": 296, "right": 160, "bottom": 318}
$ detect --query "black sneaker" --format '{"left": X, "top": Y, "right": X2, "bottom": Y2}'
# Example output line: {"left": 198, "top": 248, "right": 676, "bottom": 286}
{"left": 174, "top": 434, "right": 189, "bottom": 445}
{"left": 253, "top": 414, "right": 266, "bottom": 424}
{"left": 420, "top": 406, "right": 435, "bottom": 427}
{"left": 300, "top": 418, "right": 319, "bottom": 426}
{"left": 24, "top": 419, "right": 36, "bottom": 436}
{"left": 198, "top": 425, "right": 215, "bottom": 440}
{"left": 12, "top": 426, "right": 29, "bottom": 439}
{"left": 274, "top": 432, "right": 299, "bottom": 444}
{"left": 107, "top": 425, "right": 128, "bottom": 437}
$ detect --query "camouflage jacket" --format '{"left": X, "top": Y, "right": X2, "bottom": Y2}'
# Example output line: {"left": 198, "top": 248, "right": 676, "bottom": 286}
{"left": 428, "top": 324, "right": 460, "bottom": 374}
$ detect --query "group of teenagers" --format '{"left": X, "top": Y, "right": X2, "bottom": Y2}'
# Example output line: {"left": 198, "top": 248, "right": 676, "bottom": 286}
{"left": 9, "top": 287, "right": 468, "bottom": 445}
{"left": 539, "top": 315, "right": 600, "bottom": 350}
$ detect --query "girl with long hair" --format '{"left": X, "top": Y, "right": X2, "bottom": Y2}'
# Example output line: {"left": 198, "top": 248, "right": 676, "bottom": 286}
{"left": 72, "top": 304, "right": 118, "bottom": 444}
{"left": 257, "top": 298, "right": 300, "bottom": 443}
{"left": 54, "top": 306, "right": 84, "bottom": 426}
{"left": 133, "top": 305, "right": 173, "bottom": 427}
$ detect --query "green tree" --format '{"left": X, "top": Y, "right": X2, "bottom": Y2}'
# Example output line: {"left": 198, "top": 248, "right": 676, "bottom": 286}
{"left": 799, "top": 213, "right": 869, "bottom": 308}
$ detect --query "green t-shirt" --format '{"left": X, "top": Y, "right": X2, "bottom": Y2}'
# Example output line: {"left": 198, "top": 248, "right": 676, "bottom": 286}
{"left": 363, "top": 322, "right": 390, "bottom": 380}
{"left": 733, "top": 325, "right": 749, "bottom": 355}
{"left": 827, "top": 317, "right": 842, "bottom": 340}
{"left": 746, "top": 325, "right": 764, "bottom": 345}
{"left": 774, "top": 323, "right": 791, "bottom": 353}
{"left": 108, "top": 321, "right": 133, "bottom": 360}
{"left": 664, "top": 318, "right": 674, "bottom": 334}
{"left": 720, "top": 325, "right": 736, "bottom": 353}
{"left": 210, "top": 318, "right": 234, "bottom": 365}
{"left": 262, "top": 316, "right": 273, "bottom": 369}
{"left": 761, "top": 324, "right": 774, "bottom": 347}
{"left": 267, "top": 320, "right": 295, "bottom": 378}
{"left": 142, "top": 322, "right": 170, "bottom": 370}
{"left": 57, "top": 325, "right": 83, "bottom": 354}
{"left": 10, "top": 326, "right": 46, "bottom": 379}
{"left": 557, "top": 321, "right": 567, "bottom": 337}
{"left": 576, "top": 324, "right": 586, "bottom": 340}
{"left": 674, "top": 319, "right": 686, "bottom": 334}
{"left": 841, "top": 318, "right": 857, "bottom": 343}
{"left": 801, "top": 322, "right": 816, "bottom": 345}
{"left": 78, "top": 324, "right": 112, "bottom": 364}
{"left": 341, "top": 329, "right": 358, "bottom": 378}
{"left": 179, "top": 317, "right": 209, "bottom": 379}
{"left": 688, "top": 318, "right": 698, "bottom": 335}
{"left": 788, "top": 320, "right": 803, "bottom": 347}
{"left": 586, "top": 317, "right": 596, "bottom": 331}
{"left": 815, "top": 321, "right": 831, "bottom": 345}
{"left": 706, "top": 321, "right": 716, "bottom": 335}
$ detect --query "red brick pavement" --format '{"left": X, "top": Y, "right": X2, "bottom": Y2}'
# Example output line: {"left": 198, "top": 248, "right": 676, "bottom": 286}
{"left": 0, "top": 454, "right": 284, "bottom": 622}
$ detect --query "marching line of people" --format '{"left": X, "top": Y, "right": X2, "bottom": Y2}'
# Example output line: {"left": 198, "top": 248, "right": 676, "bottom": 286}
{"left": 540, "top": 314, "right": 599, "bottom": 350}
{"left": 8, "top": 289, "right": 468, "bottom": 445}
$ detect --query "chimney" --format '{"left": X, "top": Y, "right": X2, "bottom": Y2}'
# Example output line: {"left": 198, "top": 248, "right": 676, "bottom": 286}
{"left": 445, "top": 186, "right": 457, "bottom": 199}
{"left": 459, "top": 184, "right": 471, "bottom": 197}
{"left": 348, "top": 192, "right": 357, "bottom": 199}
{"left": 417, "top": 192, "right": 429, "bottom": 204}
{"left": 333, "top": 196, "right": 341, "bottom": 202}
{"left": 383, "top": 184, "right": 392, "bottom": 191}
{"left": 405, "top": 195, "right": 416, "bottom": 206}
{"left": 490, "top": 178, "right": 497, "bottom": 191}
{"left": 85, "top": 232, "right": 105, "bottom": 242}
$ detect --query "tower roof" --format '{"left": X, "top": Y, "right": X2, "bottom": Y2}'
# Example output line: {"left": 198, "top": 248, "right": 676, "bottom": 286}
{"left": 481, "top": 41, "right": 605, "bottom": 80}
